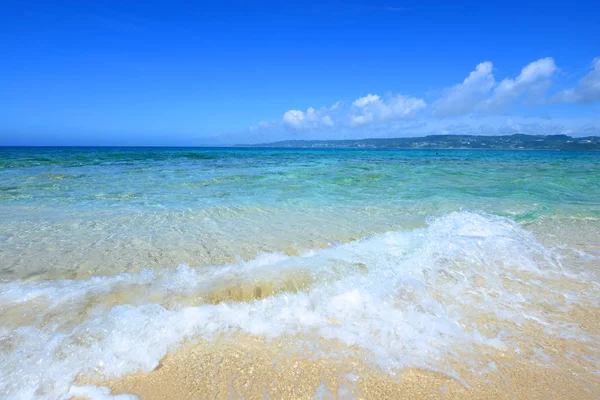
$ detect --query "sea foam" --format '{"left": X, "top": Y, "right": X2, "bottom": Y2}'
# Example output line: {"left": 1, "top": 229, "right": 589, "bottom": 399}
{"left": 0, "top": 212, "right": 595, "bottom": 399}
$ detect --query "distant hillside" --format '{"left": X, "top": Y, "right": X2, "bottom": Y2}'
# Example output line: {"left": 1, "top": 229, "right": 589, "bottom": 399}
{"left": 238, "top": 134, "right": 600, "bottom": 150}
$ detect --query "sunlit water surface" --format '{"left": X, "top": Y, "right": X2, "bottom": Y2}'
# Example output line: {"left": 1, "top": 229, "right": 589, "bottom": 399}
{"left": 0, "top": 147, "right": 599, "bottom": 399}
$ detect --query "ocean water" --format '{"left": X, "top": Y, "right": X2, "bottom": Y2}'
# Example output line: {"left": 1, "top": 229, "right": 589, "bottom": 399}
{"left": 0, "top": 147, "right": 599, "bottom": 399}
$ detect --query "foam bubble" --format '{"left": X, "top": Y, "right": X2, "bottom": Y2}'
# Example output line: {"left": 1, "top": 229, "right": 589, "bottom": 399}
{"left": 0, "top": 212, "right": 597, "bottom": 399}
{"left": 67, "top": 386, "right": 137, "bottom": 400}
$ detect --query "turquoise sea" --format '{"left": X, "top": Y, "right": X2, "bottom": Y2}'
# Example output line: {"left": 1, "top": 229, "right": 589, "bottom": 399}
{"left": 0, "top": 147, "right": 599, "bottom": 398}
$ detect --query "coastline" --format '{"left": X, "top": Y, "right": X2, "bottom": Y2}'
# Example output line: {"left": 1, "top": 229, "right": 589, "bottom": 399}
{"left": 95, "top": 308, "right": 600, "bottom": 400}
{"left": 85, "top": 230, "right": 600, "bottom": 400}
{"left": 1, "top": 148, "right": 598, "bottom": 399}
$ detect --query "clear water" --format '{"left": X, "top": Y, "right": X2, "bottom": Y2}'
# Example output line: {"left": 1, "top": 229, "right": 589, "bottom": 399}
{"left": 1, "top": 148, "right": 599, "bottom": 216}
{"left": 1, "top": 147, "right": 598, "bottom": 280}
{"left": 0, "top": 147, "right": 599, "bottom": 399}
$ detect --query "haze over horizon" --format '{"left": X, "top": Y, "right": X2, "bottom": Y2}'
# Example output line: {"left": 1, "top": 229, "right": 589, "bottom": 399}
{"left": 1, "top": 0, "right": 599, "bottom": 146}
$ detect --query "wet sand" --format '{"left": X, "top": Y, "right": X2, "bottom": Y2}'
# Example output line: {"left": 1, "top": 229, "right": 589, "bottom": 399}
{"left": 95, "top": 337, "right": 599, "bottom": 400}
{"left": 75, "top": 227, "right": 600, "bottom": 400}
{"left": 85, "top": 301, "right": 600, "bottom": 400}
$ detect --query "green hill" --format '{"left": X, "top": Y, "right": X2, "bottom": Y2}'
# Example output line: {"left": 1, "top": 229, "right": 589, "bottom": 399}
{"left": 238, "top": 134, "right": 600, "bottom": 150}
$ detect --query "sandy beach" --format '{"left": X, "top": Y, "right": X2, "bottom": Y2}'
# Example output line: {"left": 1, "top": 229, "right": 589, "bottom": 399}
{"left": 100, "top": 315, "right": 600, "bottom": 400}
{"left": 87, "top": 260, "right": 600, "bottom": 400}
{"left": 2, "top": 148, "right": 599, "bottom": 399}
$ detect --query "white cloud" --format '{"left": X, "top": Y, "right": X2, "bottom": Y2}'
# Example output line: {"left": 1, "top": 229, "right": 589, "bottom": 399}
{"left": 350, "top": 93, "right": 426, "bottom": 125}
{"left": 231, "top": 56, "right": 600, "bottom": 144}
{"left": 352, "top": 94, "right": 381, "bottom": 108}
{"left": 282, "top": 105, "right": 336, "bottom": 129}
{"left": 554, "top": 57, "right": 600, "bottom": 104}
{"left": 433, "top": 58, "right": 557, "bottom": 116}
{"left": 483, "top": 57, "right": 557, "bottom": 110}
{"left": 280, "top": 93, "right": 426, "bottom": 130}
{"left": 322, "top": 115, "right": 334, "bottom": 126}
{"left": 282, "top": 109, "right": 304, "bottom": 126}
{"left": 432, "top": 61, "right": 495, "bottom": 117}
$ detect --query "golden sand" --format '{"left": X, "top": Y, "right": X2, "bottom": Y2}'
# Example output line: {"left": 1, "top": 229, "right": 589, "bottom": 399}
{"left": 87, "top": 333, "right": 599, "bottom": 400}
{"left": 68, "top": 227, "right": 600, "bottom": 400}
{"left": 68, "top": 266, "right": 600, "bottom": 400}
{"left": 75, "top": 299, "right": 600, "bottom": 400}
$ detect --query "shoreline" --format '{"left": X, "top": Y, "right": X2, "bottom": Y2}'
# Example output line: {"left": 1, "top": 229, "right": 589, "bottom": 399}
{"left": 88, "top": 272, "right": 600, "bottom": 400}
{"left": 93, "top": 324, "right": 600, "bottom": 400}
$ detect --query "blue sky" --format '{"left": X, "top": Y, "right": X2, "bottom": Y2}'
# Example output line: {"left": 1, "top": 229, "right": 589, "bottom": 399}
{"left": 1, "top": 0, "right": 599, "bottom": 145}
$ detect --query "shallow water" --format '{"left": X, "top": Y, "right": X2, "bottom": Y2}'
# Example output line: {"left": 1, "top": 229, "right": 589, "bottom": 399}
{"left": 0, "top": 147, "right": 599, "bottom": 399}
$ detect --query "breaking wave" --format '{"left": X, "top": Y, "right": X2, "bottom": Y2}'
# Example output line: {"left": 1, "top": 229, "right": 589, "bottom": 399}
{"left": 0, "top": 211, "right": 596, "bottom": 399}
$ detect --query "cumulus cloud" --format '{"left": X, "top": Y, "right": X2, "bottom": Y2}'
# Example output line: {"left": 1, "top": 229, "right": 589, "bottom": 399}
{"left": 279, "top": 92, "right": 426, "bottom": 130}
{"left": 433, "top": 58, "right": 557, "bottom": 116}
{"left": 553, "top": 57, "right": 600, "bottom": 104}
{"left": 484, "top": 57, "right": 557, "bottom": 110}
{"left": 352, "top": 94, "right": 380, "bottom": 108}
{"left": 349, "top": 93, "right": 426, "bottom": 125}
{"left": 229, "top": 56, "right": 600, "bottom": 144}
{"left": 282, "top": 105, "right": 336, "bottom": 129}
{"left": 432, "top": 62, "right": 495, "bottom": 117}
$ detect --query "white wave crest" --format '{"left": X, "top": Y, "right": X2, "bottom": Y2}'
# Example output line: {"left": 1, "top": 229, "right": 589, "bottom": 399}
{"left": 0, "top": 212, "right": 593, "bottom": 399}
